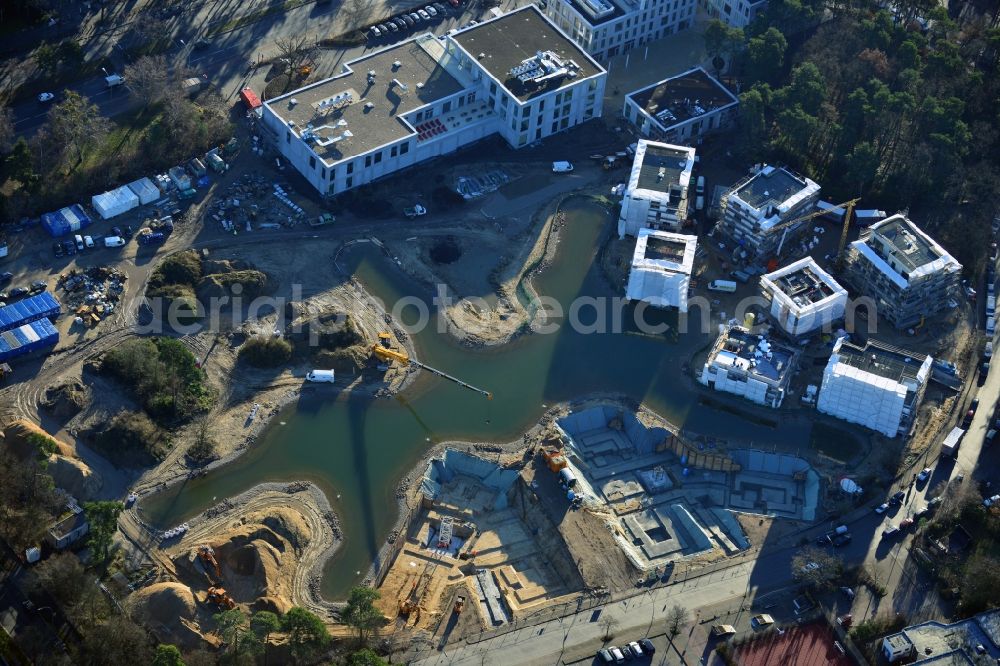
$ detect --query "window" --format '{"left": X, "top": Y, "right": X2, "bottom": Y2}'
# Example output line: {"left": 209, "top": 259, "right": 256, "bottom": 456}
{"left": 467, "top": 92, "right": 476, "bottom": 104}
{"left": 321, "top": 168, "right": 326, "bottom": 179}
{"left": 443, "top": 101, "right": 452, "bottom": 113}
{"left": 535, "top": 127, "right": 543, "bottom": 140}
{"left": 520, "top": 119, "right": 529, "bottom": 132}
{"left": 374, "top": 152, "right": 382, "bottom": 164}
{"left": 286, "top": 131, "right": 291, "bottom": 143}
{"left": 400, "top": 142, "right": 409, "bottom": 155}
{"left": 560, "top": 117, "right": 569, "bottom": 130}
{"left": 551, "top": 121, "right": 559, "bottom": 133}
{"left": 347, "top": 162, "right": 354, "bottom": 174}
{"left": 309, "top": 156, "right": 316, "bottom": 169}
{"left": 539, "top": 99, "right": 545, "bottom": 111}
{"left": 346, "top": 176, "right": 352, "bottom": 188}
{"left": 391, "top": 146, "right": 398, "bottom": 157}
{"left": 490, "top": 82, "right": 497, "bottom": 95}
{"left": 365, "top": 155, "right": 372, "bottom": 168}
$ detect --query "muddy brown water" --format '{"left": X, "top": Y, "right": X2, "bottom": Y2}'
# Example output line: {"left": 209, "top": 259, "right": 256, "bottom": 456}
{"left": 141, "top": 197, "right": 813, "bottom": 600}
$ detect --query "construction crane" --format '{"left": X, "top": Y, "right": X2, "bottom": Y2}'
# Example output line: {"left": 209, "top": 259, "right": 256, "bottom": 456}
{"left": 770, "top": 198, "right": 862, "bottom": 263}
{"left": 373, "top": 333, "right": 493, "bottom": 400}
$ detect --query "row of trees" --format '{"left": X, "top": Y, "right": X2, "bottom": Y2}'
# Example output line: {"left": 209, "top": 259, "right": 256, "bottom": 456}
{"left": 705, "top": 0, "right": 1000, "bottom": 270}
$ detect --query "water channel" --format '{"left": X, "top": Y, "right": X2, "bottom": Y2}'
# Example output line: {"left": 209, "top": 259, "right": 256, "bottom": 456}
{"left": 141, "top": 197, "right": 814, "bottom": 600}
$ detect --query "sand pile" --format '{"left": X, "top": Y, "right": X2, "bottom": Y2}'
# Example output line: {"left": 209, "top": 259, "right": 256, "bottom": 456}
{"left": 46, "top": 455, "right": 103, "bottom": 499}
{"left": 131, "top": 582, "right": 205, "bottom": 650}
{"left": 4, "top": 420, "right": 75, "bottom": 458}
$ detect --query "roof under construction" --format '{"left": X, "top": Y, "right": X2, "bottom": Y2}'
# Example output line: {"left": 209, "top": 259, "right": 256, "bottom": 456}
{"left": 627, "top": 67, "right": 738, "bottom": 132}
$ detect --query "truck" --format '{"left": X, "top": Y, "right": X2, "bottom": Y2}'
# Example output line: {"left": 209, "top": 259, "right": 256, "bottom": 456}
{"left": 181, "top": 77, "right": 204, "bottom": 97}
{"left": 403, "top": 204, "right": 427, "bottom": 218}
{"left": 941, "top": 426, "right": 965, "bottom": 458}
{"left": 105, "top": 74, "right": 125, "bottom": 88}
{"left": 708, "top": 279, "right": 737, "bottom": 293}
{"left": 305, "top": 369, "right": 335, "bottom": 383}
{"left": 137, "top": 230, "right": 166, "bottom": 246}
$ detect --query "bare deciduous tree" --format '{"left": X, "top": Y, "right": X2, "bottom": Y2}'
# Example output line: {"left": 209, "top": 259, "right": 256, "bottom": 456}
{"left": 600, "top": 616, "right": 619, "bottom": 642}
{"left": 46, "top": 91, "right": 111, "bottom": 165}
{"left": 274, "top": 34, "right": 316, "bottom": 77}
{"left": 666, "top": 604, "right": 688, "bottom": 641}
{"left": 124, "top": 55, "right": 169, "bottom": 107}
{"left": 339, "top": 0, "right": 376, "bottom": 31}
{"left": 0, "top": 105, "right": 14, "bottom": 153}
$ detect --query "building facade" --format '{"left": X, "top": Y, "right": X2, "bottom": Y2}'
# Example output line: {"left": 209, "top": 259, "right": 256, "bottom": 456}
{"left": 542, "top": 0, "right": 696, "bottom": 62}
{"left": 843, "top": 214, "right": 962, "bottom": 330}
{"left": 717, "top": 164, "right": 821, "bottom": 263}
{"left": 623, "top": 67, "right": 739, "bottom": 145}
{"left": 699, "top": 325, "right": 797, "bottom": 408}
{"left": 759, "top": 257, "right": 847, "bottom": 337}
{"left": 702, "top": 0, "right": 768, "bottom": 27}
{"left": 618, "top": 140, "right": 696, "bottom": 237}
{"left": 817, "top": 337, "right": 932, "bottom": 438}
{"left": 261, "top": 7, "right": 606, "bottom": 197}
{"left": 625, "top": 228, "right": 697, "bottom": 312}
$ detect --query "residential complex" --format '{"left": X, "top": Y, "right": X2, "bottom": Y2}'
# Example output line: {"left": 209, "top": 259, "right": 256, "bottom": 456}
{"left": 699, "top": 326, "right": 797, "bottom": 408}
{"left": 617, "top": 140, "right": 696, "bottom": 237}
{"left": 759, "top": 257, "right": 847, "bottom": 337}
{"left": 624, "top": 228, "right": 697, "bottom": 312}
{"left": 717, "top": 164, "right": 821, "bottom": 263}
{"left": 702, "top": 0, "right": 768, "bottom": 27}
{"left": 817, "top": 337, "right": 932, "bottom": 438}
{"left": 542, "top": 0, "right": 696, "bottom": 62}
{"left": 882, "top": 609, "right": 1000, "bottom": 663}
{"left": 261, "top": 7, "right": 606, "bottom": 196}
{"left": 843, "top": 214, "right": 962, "bottom": 329}
{"left": 623, "top": 67, "right": 739, "bottom": 145}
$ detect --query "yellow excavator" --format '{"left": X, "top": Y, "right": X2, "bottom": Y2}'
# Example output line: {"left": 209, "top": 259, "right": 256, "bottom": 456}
{"left": 373, "top": 333, "right": 493, "bottom": 400}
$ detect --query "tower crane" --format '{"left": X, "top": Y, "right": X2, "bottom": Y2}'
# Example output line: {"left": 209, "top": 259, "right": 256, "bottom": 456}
{"left": 769, "top": 198, "right": 862, "bottom": 264}
{"left": 372, "top": 333, "right": 493, "bottom": 400}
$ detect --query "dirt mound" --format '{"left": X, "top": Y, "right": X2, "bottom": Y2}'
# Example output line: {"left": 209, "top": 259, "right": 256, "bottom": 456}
{"left": 131, "top": 582, "right": 202, "bottom": 649}
{"left": 311, "top": 344, "right": 368, "bottom": 375}
{"left": 40, "top": 381, "right": 90, "bottom": 419}
{"left": 248, "top": 507, "right": 310, "bottom": 550}
{"left": 3, "top": 420, "right": 75, "bottom": 458}
{"left": 46, "top": 455, "right": 103, "bottom": 499}
{"left": 197, "top": 270, "right": 270, "bottom": 300}
{"left": 202, "top": 258, "right": 252, "bottom": 275}
{"left": 252, "top": 595, "right": 291, "bottom": 615}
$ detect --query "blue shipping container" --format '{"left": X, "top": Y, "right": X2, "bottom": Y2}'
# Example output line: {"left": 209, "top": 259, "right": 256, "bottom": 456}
{"left": 0, "top": 292, "right": 61, "bottom": 332}
{"left": 0, "top": 318, "right": 59, "bottom": 362}
{"left": 40, "top": 204, "right": 92, "bottom": 238}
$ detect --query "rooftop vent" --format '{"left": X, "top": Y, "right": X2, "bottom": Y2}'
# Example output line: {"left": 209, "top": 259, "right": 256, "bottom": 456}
{"left": 289, "top": 98, "right": 298, "bottom": 107}
{"left": 392, "top": 60, "right": 402, "bottom": 70}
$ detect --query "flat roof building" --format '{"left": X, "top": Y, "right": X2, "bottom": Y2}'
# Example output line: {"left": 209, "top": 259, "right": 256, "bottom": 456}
{"left": 542, "top": 0, "right": 696, "bottom": 63}
{"left": 261, "top": 6, "right": 606, "bottom": 197}
{"left": 704, "top": 0, "right": 769, "bottom": 27}
{"left": 717, "top": 164, "right": 821, "bottom": 263}
{"left": 817, "top": 337, "right": 932, "bottom": 438}
{"left": 618, "top": 140, "right": 696, "bottom": 237}
{"left": 882, "top": 609, "right": 1000, "bottom": 663}
{"left": 844, "top": 214, "right": 962, "bottom": 329}
{"left": 625, "top": 228, "right": 697, "bottom": 312}
{"left": 700, "top": 325, "right": 798, "bottom": 408}
{"left": 623, "top": 68, "right": 739, "bottom": 145}
{"left": 760, "top": 257, "right": 847, "bottom": 337}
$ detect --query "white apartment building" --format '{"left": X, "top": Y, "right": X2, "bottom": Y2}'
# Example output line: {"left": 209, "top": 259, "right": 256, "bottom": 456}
{"left": 625, "top": 228, "right": 697, "bottom": 312}
{"left": 760, "top": 257, "right": 848, "bottom": 337}
{"left": 618, "top": 140, "right": 696, "bottom": 237}
{"left": 817, "top": 337, "right": 932, "bottom": 438}
{"left": 717, "top": 164, "right": 821, "bottom": 263}
{"left": 261, "top": 7, "right": 606, "bottom": 196}
{"left": 542, "top": 0, "right": 696, "bottom": 62}
{"left": 623, "top": 67, "right": 739, "bottom": 145}
{"left": 703, "top": 0, "right": 768, "bottom": 27}
{"left": 844, "top": 214, "right": 962, "bottom": 329}
{"left": 699, "top": 325, "right": 798, "bottom": 408}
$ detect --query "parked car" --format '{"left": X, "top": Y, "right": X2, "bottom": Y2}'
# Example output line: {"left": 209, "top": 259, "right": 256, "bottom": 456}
{"left": 987, "top": 429, "right": 997, "bottom": 446}
{"left": 7, "top": 286, "right": 29, "bottom": 300}
{"left": 981, "top": 362, "right": 991, "bottom": 384}
{"left": 751, "top": 614, "right": 774, "bottom": 628}
{"left": 875, "top": 502, "right": 889, "bottom": 514}
{"left": 882, "top": 525, "right": 901, "bottom": 537}
{"left": 418, "top": 8, "right": 431, "bottom": 19}
{"left": 0, "top": 272, "right": 12, "bottom": 285}
{"left": 638, "top": 638, "right": 655, "bottom": 654}
{"left": 370, "top": 25, "right": 382, "bottom": 38}
{"left": 928, "top": 496, "right": 943, "bottom": 509}
{"left": 552, "top": 161, "right": 574, "bottom": 173}
{"left": 425, "top": 5, "right": 438, "bottom": 16}
{"left": 111, "top": 226, "right": 123, "bottom": 237}
{"left": 401, "top": 14, "right": 415, "bottom": 27}
{"left": 914, "top": 506, "right": 929, "bottom": 518}
{"left": 900, "top": 517, "right": 915, "bottom": 528}
{"left": 37, "top": 92, "right": 55, "bottom": 103}
{"left": 84, "top": 235, "right": 95, "bottom": 249}
{"left": 832, "top": 533, "right": 852, "bottom": 547}
{"left": 123, "top": 225, "right": 134, "bottom": 238}
{"left": 890, "top": 490, "right": 906, "bottom": 505}
{"left": 433, "top": 2, "right": 448, "bottom": 14}
{"left": 29, "top": 280, "right": 47, "bottom": 293}
{"left": 386, "top": 20, "right": 399, "bottom": 32}
{"left": 712, "top": 624, "right": 737, "bottom": 636}
{"left": 62, "top": 240, "right": 77, "bottom": 256}
{"left": 971, "top": 398, "right": 981, "bottom": 413}
{"left": 964, "top": 408, "right": 976, "bottom": 426}
{"left": 104, "top": 236, "right": 126, "bottom": 248}
{"left": 609, "top": 646, "right": 625, "bottom": 662}
{"left": 53, "top": 242, "right": 64, "bottom": 258}
{"left": 598, "top": 648, "right": 614, "bottom": 663}
{"left": 917, "top": 467, "right": 932, "bottom": 483}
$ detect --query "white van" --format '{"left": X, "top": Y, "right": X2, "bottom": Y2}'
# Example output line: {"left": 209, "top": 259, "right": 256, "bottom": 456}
{"left": 696, "top": 175, "right": 705, "bottom": 195}
{"left": 306, "top": 369, "right": 335, "bottom": 383}
{"left": 84, "top": 235, "right": 95, "bottom": 249}
{"left": 74, "top": 234, "right": 84, "bottom": 251}
{"left": 708, "top": 279, "right": 737, "bottom": 293}
{"left": 552, "top": 161, "right": 574, "bottom": 173}
{"left": 988, "top": 317, "right": 996, "bottom": 335}
{"left": 104, "top": 236, "right": 126, "bottom": 248}
{"left": 696, "top": 194, "right": 705, "bottom": 211}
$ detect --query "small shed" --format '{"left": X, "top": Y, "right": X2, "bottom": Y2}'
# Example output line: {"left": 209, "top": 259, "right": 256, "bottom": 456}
{"left": 46, "top": 506, "right": 89, "bottom": 550}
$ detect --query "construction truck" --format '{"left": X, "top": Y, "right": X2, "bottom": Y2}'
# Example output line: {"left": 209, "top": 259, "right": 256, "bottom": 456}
{"left": 198, "top": 545, "right": 221, "bottom": 581}
{"left": 207, "top": 587, "right": 235, "bottom": 610}
{"left": 541, "top": 448, "right": 568, "bottom": 473}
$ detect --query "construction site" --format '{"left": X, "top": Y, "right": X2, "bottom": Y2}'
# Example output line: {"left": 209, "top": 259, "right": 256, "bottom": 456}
{"left": 374, "top": 402, "right": 822, "bottom": 645}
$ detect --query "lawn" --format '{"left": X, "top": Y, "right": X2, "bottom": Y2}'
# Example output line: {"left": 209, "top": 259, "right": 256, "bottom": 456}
{"left": 810, "top": 421, "right": 863, "bottom": 462}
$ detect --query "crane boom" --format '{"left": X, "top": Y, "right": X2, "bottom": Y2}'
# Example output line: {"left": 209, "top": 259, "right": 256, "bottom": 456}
{"left": 772, "top": 198, "right": 862, "bottom": 258}
{"left": 372, "top": 338, "right": 493, "bottom": 400}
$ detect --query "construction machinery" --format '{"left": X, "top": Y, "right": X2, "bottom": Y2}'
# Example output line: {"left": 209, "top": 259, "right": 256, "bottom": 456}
{"left": 372, "top": 333, "right": 493, "bottom": 400}
{"left": 541, "top": 448, "right": 568, "bottom": 473}
{"left": 453, "top": 594, "right": 466, "bottom": 615}
{"left": 198, "top": 545, "right": 221, "bottom": 581}
{"left": 769, "top": 198, "right": 862, "bottom": 264}
{"left": 207, "top": 587, "right": 235, "bottom": 610}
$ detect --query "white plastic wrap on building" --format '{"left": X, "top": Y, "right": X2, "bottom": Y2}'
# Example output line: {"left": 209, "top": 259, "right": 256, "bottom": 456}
{"left": 626, "top": 267, "right": 690, "bottom": 312}
{"left": 91, "top": 186, "right": 139, "bottom": 219}
{"left": 127, "top": 177, "right": 161, "bottom": 205}
{"left": 816, "top": 360, "right": 907, "bottom": 437}
{"left": 699, "top": 357, "right": 773, "bottom": 407}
